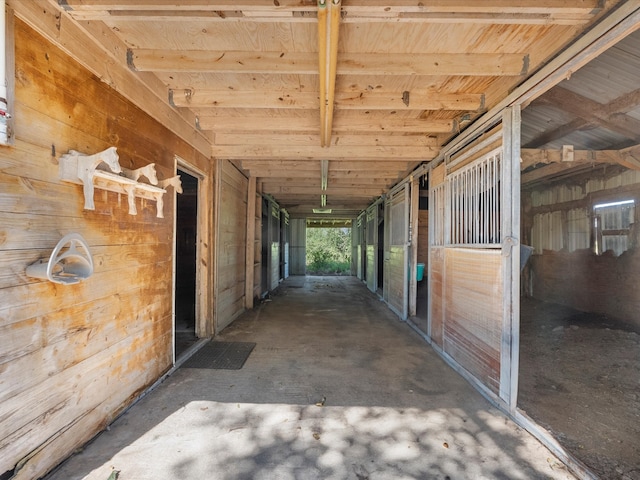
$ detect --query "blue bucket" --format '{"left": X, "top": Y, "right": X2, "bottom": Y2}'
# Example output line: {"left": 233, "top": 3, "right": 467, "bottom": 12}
{"left": 416, "top": 263, "right": 425, "bottom": 281}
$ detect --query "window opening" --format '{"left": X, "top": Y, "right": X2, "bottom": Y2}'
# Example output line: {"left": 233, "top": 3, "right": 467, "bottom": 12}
{"left": 593, "top": 199, "right": 635, "bottom": 256}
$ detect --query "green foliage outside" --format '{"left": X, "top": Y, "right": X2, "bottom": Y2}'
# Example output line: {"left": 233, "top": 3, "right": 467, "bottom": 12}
{"left": 306, "top": 227, "right": 351, "bottom": 275}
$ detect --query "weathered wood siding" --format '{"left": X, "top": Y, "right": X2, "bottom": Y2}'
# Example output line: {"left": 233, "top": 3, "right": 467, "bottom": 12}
{"left": 385, "top": 187, "right": 409, "bottom": 319}
{"left": 0, "top": 20, "right": 210, "bottom": 479}
{"left": 444, "top": 249, "right": 503, "bottom": 394}
{"left": 216, "top": 160, "right": 248, "bottom": 332}
{"left": 429, "top": 247, "right": 445, "bottom": 346}
{"left": 418, "top": 210, "right": 429, "bottom": 267}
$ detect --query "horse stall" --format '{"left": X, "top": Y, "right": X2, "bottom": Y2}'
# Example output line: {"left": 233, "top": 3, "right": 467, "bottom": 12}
{"left": 517, "top": 30, "right": 640, "bottom": 478}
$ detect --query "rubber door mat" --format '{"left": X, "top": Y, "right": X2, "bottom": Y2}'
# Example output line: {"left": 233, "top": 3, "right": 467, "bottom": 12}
{"left": 181, "top": 341, "right": 256, "bottom": 370}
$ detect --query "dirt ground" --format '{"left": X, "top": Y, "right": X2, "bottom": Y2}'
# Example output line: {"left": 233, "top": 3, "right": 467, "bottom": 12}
{"left": 518, "top": 297, "right": 640, "bottom": 480}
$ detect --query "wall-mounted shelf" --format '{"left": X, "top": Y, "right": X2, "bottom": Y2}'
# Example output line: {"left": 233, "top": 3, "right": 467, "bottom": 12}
{"left": 59, "top": 147, "right": 182, "bottom": 218}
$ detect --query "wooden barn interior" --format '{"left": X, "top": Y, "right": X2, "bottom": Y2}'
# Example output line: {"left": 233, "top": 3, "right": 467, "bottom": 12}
{"left": 1, "top": 1, "right": 638, "bottom": 479}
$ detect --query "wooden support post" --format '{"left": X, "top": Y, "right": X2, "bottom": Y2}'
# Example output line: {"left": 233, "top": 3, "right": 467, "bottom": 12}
{"left": 409, "top": 176, "right": 419, "bottom": 317}
{"left": 501, "top": 106, "right": 521, "bottom": 413}
{"left": 245, "top": 175, "right": 257, "bottom": 309}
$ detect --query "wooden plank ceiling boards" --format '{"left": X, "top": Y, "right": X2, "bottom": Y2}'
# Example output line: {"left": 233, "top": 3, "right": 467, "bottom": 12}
{"left": 43, "top": 0, "right": 626, "bottom": 218}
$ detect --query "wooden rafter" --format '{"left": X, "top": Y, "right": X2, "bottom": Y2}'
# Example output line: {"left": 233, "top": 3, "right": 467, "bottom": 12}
{"left": 523, "top": 117, "right": 592, "bottom": 148}
{"left": 240, "top": 160, "right": 415, "bottom": 169}
{"left": 171, "top": 88, "right": 484, "bottom": 111}
{"left": 521, "top": 144, "right": 640, "bottom": 171}
{"left": 129, "top": 50, "right": 528, "bottom": 76}
{"left": 534, "top": 86, "right": 640, "bottom": 141}
{"left": 212, "top": 144, "right": 436, "bottom": 160}
{"left": 200, "top": 115, "right": 453, "bottom": 133}
{"left": 62, "top": 0, "right": 602, "bottom": 25}
{"left": 216, "top": 133, "right": 438, "bottom": 147}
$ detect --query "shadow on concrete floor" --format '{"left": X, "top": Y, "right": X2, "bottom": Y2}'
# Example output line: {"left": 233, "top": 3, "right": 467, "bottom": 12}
{"left": 46, "top": 276, "right": 576, "bottom": 480}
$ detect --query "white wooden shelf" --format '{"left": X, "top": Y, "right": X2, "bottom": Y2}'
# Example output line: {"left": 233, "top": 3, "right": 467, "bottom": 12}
{"left": 59, "top": 147, "right": 181, "bottom": 218}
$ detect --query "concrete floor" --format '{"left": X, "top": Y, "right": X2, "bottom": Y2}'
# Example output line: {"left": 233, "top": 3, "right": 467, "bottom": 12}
{"left": 46, "top": 276, "right": 576, "bottom": 480}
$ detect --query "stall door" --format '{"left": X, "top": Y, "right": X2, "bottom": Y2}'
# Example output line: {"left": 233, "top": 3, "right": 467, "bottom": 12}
{"left": 429, "top": 108, "right": 520, "bottom": 409}
{"left": 355, "top": 213, "right": 365, "bottom": 280}
{"left": 289, "top": 219, "right": 306, "bottom": 275}
{"left": 365, "top": 205, "right": 378, "bottom": 292}
{"left": 269, "top": 202, "right": 280, "bottom": 290}
{"left": 384, "top": 185, "right": 410, "bottom": 319}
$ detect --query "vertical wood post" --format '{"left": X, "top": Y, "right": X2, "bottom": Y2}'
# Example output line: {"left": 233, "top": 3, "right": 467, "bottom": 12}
{"left": 500, "top": 106, "right": 521, "bottom": 412}
{"left": 211, "top": 159, "right": 222, "bottom": 335}
{"left": 409, "top": 176, "right": 419, "bottom": 317}
{"left": 245, "top": 175, "right": 257, "bottom": 309}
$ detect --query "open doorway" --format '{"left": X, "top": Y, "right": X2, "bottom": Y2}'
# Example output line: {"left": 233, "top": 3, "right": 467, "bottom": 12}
{"left": 305, "top": 225, "right": 352, "bottom": 276}
{"left": 414, "top": 178, "right": 429, "bottom": 331}
{"left": 174, "top": 169, "right": 199, "bottom": 358}
{"left": 517, "top": 30, "right": 640, "bottom": 478}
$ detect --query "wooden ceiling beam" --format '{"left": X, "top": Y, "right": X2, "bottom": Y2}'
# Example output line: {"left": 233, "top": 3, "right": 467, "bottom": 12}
{"left": 521, "top": 144, "right": 640, "bottom": 171}
{"left": 129, "top": 49, "right": 528, "bottom": 76}
{"left": 523, "top": 117, "right": 592, "bottom": 148}
{"left": 240, "top": 159, "right": 415, "bottom": 168}
{"left": 521, "top": 162, "right": 594, "bottom": 185}
{"left": 217, "top": 133, "right": 438, "bottom": 147}
{"left": 172, "top": 89, "right": 484, "bottom": 111}
{"left": 261, "top": 177, "right": 393, "bottom": 187}
{"left": 264, "top": 186, "right": 383, "bottom": 195}
{"left": 535, "top": 86, "right": 640, "bottom": 141}
{"left": 201, "top": 115, "right": 453, "bottom": 133}
{"left": 60, "top": 0, "right": 600, "bottom": 13}
{"left": 67, "top": 11, "right": 594, "bottom": 25}
{"left": 63, "top": 0, "right": 600, "bottom": 25}
{"left": 212, "top": 144, "right": 436, "bottom": 160}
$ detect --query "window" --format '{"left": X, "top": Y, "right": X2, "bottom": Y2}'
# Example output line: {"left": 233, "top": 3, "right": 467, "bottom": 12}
{"left": 593, "top": 199, "right": 635, "bottom": 256}
{"left": 446, "top": 148, "right": 501, "bottom": 247}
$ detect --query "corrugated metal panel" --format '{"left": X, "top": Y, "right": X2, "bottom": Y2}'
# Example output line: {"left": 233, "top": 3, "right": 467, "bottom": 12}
{"left": 562, "top": 31, "right": 640, "bottom": 103}
{"left": 522, "top": 30, "right": 640, "bottom": 151}
{"left": 529, "top": 168, "right": 639, "bottom": 255}
{"left": 566, "top": 208, "right": 590, "bottom": 252}
{"left": 532, "top": 211, "right": 564, "bottom": 254}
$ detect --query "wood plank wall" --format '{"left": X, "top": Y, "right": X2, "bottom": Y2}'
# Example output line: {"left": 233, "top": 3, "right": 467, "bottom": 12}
{"left": 216, "top": 160, "right": 248, "bottom": 332}
{"left": 418, "top": 210, "right": 429, "bottom": 267}
{"left": 0, "top": 19, "right": 211, "bottom": 479}
{"left": 444, "top": 249, "right": 503, "bottom": 394}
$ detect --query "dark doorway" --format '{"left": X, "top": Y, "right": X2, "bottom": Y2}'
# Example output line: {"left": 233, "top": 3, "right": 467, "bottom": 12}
{"left": 175, "top": 170, "right": 199, "bottom": 358}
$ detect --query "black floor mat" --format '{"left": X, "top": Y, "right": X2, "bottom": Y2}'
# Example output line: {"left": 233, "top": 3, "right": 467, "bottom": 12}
{"left": 181, "top": 341, "right": 256, "bottom": 370}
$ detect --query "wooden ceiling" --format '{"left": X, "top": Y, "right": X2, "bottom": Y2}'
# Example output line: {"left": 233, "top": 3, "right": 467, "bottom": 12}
{"left": 45, "top": 0, "right": 627, "bottom": 218}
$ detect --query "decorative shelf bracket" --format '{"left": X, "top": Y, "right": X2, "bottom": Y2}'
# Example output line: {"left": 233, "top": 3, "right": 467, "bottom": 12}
{"left": 59, "top": 147, "right": 179, "bottom": 218}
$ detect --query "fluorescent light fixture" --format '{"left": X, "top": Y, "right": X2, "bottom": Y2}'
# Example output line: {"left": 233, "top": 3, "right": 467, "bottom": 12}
{"left": 594, "top": 199, "right": 634, "bottom": 209}
{"left": 313, "top": 208, "right": 332, "bottom": 214}
{"left": 321, "top": 159, "right": 328, "bottom": 190}
{"left": 321, "top": 194, "right": 327, "bottom": 207}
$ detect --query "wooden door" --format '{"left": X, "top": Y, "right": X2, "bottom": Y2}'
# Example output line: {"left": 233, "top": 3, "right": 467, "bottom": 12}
{"left": 366, "top": 205, "right": 378, "bottom": 292}
{"left": 429, "top": 108, "right": 520, "bottom": 408}
{"left": 384, "top": 184, "right": 410, "bottom": 319}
